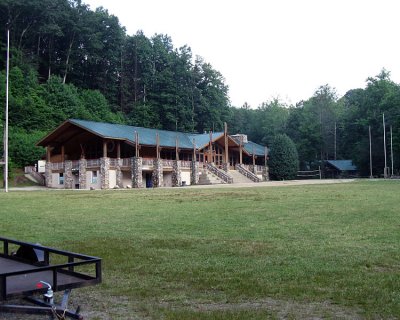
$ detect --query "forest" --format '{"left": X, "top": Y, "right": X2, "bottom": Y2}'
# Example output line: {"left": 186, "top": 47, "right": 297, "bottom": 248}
{"left": 0, "top": 0, "right": 399, "bottom": 177}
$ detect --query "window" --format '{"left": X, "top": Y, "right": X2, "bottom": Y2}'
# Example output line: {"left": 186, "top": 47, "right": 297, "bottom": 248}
{"left": 91, "top": 171, "right": 98, "bottom": 184}
{"left": 59, "top": 173, "right": 64, "bottom": 185}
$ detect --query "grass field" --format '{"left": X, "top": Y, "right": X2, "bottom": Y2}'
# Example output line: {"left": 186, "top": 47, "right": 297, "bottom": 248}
{"left": 0, "top": 180, "right": 399, "bottom": 319}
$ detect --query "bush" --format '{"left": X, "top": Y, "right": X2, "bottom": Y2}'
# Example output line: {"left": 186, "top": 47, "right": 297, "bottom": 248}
{"left": 269, "top": 134, "right": 299, "bottom": 180}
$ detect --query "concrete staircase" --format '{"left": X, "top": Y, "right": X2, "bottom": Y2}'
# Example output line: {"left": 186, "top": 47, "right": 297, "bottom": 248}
{"left": 229, "top": 170, "right": 255, "bottom": 184}
{"left": 198, "top": 169, "right": 227, "bottom": 185}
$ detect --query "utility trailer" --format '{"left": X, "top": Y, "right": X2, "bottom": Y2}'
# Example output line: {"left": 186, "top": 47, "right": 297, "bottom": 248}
{"left": 0, "top": 237, "right": 101, "bottom": 319}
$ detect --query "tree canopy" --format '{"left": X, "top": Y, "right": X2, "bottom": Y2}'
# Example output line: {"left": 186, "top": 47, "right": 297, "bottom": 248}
{"left": 0, "top": 0, "right": 399, "bottom": 177}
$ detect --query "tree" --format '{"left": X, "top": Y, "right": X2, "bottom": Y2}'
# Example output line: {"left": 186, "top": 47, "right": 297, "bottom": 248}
{"left": 268, "top": 134, "right": 299, "bottom": 180}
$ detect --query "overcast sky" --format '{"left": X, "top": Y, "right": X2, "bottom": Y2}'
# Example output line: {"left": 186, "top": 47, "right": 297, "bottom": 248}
{"left": 83, "top": 0, "right": 400, "bottom": 108}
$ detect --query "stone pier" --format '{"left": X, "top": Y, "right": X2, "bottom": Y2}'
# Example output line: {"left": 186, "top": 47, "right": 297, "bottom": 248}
{"left": 131, "top": 157, "right": 143, "bottom": 188}
{"left": 190, "top": 161, "right": 199, "bottom": 185}
{"left": 172, "top": 160, "right": 182, "bottom": 187}
{"left": 116, "top": 158, "right": 123, "bottom": 188}
{"left": 100, "top": 157, "right": 110, "bottom": 189}
{"left": 262, "top": 165, "right": 270, "bottom": 181}
{"left": 79, "top": 159, "right": 87, "bottom": 189}
{"left": 45, "top": 162, "right": 52, "bottom": 188}
{"left": 64, "top": 160, "right": 74, "bottom": 189}
{"left": 152, "top": 159, "right": 163, "bottom": 188}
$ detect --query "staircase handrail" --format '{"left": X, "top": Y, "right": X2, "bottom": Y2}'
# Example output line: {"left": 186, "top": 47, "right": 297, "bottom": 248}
{"left": 28, "top": 171, "right": 45, "bottom": 186}
{"left": 206, "top": 163, "right": 233, "bottom": 184}
{"left": 235, "top": 164, "right": 261, "bottom": 182}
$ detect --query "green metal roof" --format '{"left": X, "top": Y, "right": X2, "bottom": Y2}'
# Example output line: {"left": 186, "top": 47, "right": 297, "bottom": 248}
{"left": 326, "top": 160, "right": 357, "bottom": 171}
{"left": 62, "top": 119, "right": 265, "bottom": 154}
{"left": 243, "top": 141, "right": 267, "bottom": 157}
{"left": 71, "top": 119, "right": 194, "bottom": 149}
{"left": 187, "top": 132, "right": 224, "bottom": 149}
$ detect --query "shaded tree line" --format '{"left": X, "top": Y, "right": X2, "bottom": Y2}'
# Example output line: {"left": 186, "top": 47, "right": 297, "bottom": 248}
{"left": 228, "top": 70, "right": 400, "bottom": 177}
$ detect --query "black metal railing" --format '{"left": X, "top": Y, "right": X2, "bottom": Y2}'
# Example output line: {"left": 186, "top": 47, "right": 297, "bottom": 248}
{"left": 0, "top": 237, "right": 101, "bottom": 301}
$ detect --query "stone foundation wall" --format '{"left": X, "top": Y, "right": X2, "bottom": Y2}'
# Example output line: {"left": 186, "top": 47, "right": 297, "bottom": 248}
{"left": 79, "top": 159, "right": 87, "bottom": 189}
{"left": 172, "top": 160, "right": 182, "bottom": 187}
{"left": 64, "top": 160, "right": 74, "bottom": 189}
{"left": 131, "top": 157, "right": 143, "bottom": 188}
{"left": 152, "top": 159, "right": 163, "bottom": 188}
{"left": 100, "top": 157, "right": 110, "bottom": 189}
{"left": 190, "top": 161, "right": 199, "bottom": 185}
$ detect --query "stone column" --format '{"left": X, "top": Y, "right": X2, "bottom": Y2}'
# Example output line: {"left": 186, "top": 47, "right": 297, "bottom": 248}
{"left": 152, "top": 159, "right": 163, "bottom": 188}
{"left": 116, "top": 158, "right": 123, "bottom": 188}
{"left": 64, "top": 160, "right": 74, "bottom": 189}
{"left": 222, "top": 162, "right": 229, "bottom": 172}
{"left": 131, "top": 157, "right": 143, "bottom": 188}
{"left": 191, "top": 160, "right": 199, "bottom": 185}
{"left": 172, "top": 160, "right": 182, "bottom": 187}
{"left": 249, "top": 165, "right": 256, "bottom": 174}
{"left": 100, "top": 157, "right": 110, "bottom": 189}
{"left": 79, "top": 159, "right": 87, "bottom": 189}
{"left": 45, "top": 162, "right": 52, "bottom": 188}
{"left": 262, "top": 165, "right": 270, "bottom": 181}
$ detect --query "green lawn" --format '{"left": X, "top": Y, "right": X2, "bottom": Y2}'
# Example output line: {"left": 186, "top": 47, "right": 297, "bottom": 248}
{"left": 1, "top": 180, "right": 399, "bottom": 319}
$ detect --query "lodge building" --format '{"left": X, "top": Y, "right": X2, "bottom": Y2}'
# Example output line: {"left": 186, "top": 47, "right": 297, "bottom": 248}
{"left": 36, "top": 119, "right": 269, "bottom": 189}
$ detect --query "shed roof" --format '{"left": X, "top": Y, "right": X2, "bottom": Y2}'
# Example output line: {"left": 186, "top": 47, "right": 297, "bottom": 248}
{"left": 326, "top": 160, "right": 357, "bottom": 171}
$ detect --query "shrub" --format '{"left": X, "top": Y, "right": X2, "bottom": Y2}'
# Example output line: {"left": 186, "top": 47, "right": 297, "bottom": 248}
{"left": 269, "top": 134, "right": 299, "bottom": 180}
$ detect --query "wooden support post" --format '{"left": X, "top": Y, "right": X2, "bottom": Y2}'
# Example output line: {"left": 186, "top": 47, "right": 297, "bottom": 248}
{"left": 175, "top": 136, "right": 179, "bottom": 161}
{"left": 117, "top": 141, "right": 121, "bottom": 159}
{"left": 239, "top": 136, "right": 243, "bottom": 165}
{"left": 264, "top": 146, "right": 268, "bottom": 165}
{"left": 156, "top": 132, "right": 160, "bottom": 159}
{"left": 208, "top": 131, "right": 213, "bottom": 163}
{"left": 224, "top": 122, "right": 229, "bottom": 164}
{"left": 46, "top": 146, "right": 52, "bottom": 162}
{"left": 61, "top": 145, "right": 65, "bottom": 162}
{"left": 135, "top": 131, "right": 140, "bottom": 157}
{"left": 193, "top": 139, "right": 196, "bottom": 162}
{"left": 252, "top": 146, "right": 256, "bottom": 166}
{"left": 103, "top": 140, "right": 108, "bottom": 158}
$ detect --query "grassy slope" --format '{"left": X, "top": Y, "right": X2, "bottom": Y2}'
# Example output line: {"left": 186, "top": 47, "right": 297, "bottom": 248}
{"left": 0, "top": 180, "right": 399, "bottom": 319}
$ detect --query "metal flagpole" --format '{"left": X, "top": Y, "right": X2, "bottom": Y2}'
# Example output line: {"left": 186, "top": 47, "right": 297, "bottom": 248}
{"left": 369, "top": 125, "right": 373, "bottom": 178}
{"left": 390, "top": 125, "right": 394, "bottom": 177}
{"left": 383, "top": 113, "right": 388, "bottom": 178}
{"left": 4, "top": 28, "right": 10, "bottom": 192}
